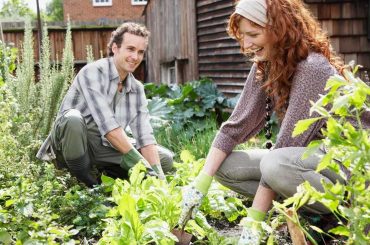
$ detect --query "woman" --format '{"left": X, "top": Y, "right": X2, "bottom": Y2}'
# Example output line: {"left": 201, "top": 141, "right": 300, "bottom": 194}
{"left": 179, "top": 0, "right": 354, "bottom": 244}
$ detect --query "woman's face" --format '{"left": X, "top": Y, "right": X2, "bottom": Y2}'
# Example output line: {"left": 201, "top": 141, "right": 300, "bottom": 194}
{"left": 239, "top": 18, "right": 270, "bottom": 61}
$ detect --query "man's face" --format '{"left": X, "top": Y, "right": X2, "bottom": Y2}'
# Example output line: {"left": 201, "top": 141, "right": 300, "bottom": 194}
{"left": 112, "top": 32, "right": 148, "bottom": 75}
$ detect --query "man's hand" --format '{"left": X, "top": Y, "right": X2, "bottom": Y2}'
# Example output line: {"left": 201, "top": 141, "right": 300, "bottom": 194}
{"left": 121, "top": 148, "right": 165, "bottom": 179}
{"left": 151, "top": 164, "right": 165, "bottom": 180}
{"left": 121, "top": 148, "right": 151, "bottom": 170}
{"left": 178, "top": 171, "right": 213, "bottom": 227}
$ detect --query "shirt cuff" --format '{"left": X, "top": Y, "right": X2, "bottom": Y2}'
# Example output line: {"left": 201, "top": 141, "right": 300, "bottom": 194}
{"left": 211, "top": 131, "right": 238, "bottom": 154}
{"left": 136, "top": 134, "right": 157, "bottom": 149}
{"left": 100, "top": 118, "right": 120, "bottom": 136}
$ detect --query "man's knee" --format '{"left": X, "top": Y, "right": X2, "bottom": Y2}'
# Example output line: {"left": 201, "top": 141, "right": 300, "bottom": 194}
{"left": 158, "top": 146, "right": 174, "bottom": 173}
{"left": 63, "top": 109, "right": 85, "bottom": 133}
{"left": 55, "top": 109, "right": 87, "bottom": 160}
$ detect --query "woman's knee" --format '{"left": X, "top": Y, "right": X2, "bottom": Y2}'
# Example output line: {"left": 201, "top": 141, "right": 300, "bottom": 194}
{"left": 260, "top": 148, "right": 295, "bottom": 189}
{"left": 215, "top": 150, "right": 264, "bottom": 183}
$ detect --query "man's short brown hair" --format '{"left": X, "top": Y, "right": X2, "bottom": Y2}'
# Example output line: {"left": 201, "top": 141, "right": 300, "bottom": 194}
{"left": 107, "top": 22, "right": 150, "bottom": 56}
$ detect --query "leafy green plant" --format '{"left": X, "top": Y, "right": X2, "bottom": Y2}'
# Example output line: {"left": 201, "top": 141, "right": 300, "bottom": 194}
{"left": 146, "top": 78, "right": 239, "bottom": 129}
{"left": 155, "top": 118, "right": 218, "bottom": 160}
{"left": 0, "top": 41, "right": 17, "bottom": 86}
{"left": 5, "top": 18, "right": 74, "bottom": 161}
{"left": 274, "top": 65, "right": 370, "bottom": 244}
{"left": 98, "top": 165, "right": 180, "bottom": 244}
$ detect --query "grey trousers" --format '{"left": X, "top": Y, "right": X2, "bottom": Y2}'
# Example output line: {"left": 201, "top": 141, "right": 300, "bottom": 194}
{"left": 215, "top": 147, "right": 344, "bottom": 214}
{"left": 51, "top": 109, "right": 174, "bottom": 180}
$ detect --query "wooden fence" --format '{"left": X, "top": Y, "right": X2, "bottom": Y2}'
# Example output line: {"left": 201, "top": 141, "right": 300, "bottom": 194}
{"left": 0, "top": 20, "right": 146, "bottom": 80}
{"left": 1, "top": 21, "right": 116, "bottom": 62}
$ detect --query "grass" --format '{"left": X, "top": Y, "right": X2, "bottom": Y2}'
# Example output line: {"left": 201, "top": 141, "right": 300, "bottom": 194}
{"left": 154, "top": 117, "right": 277, "bottom": 160}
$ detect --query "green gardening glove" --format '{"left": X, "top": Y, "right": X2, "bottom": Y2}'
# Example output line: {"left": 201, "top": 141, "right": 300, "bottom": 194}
{"left": 178, "top": 171, "right": 213, "bottom": 226}
{"left": 121, "top": 148, "right": 149, "bottom": 170}
{"left": 121, "top": 148, "right": 162, "bottom": 178}
{"left": 151, "top": 164, "right": 165, "bottom": 180}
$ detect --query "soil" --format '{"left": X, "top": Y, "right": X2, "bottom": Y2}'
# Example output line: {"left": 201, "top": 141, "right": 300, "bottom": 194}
{"left": 208, "top": 217, "right": 345, "bottom": 245}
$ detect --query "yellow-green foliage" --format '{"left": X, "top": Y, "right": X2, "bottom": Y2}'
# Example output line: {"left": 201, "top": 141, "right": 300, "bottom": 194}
{"left": 7, "top": 18, "right": 74, "bottom": 144}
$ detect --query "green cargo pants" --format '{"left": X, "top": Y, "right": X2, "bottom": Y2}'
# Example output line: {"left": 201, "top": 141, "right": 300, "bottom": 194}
{"left": 51, "top": 109, "right": 174, "bottom": 181}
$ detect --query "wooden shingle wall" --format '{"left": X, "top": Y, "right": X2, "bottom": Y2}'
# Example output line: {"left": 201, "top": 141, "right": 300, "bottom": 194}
{"left": 196, "top": 0, "right": 248, "bottom": 96}
{"left": 145, "top": 0, "right": 198, "bottom": 85}
{"left": 305, "top": 0, "right": 370, "bottom": 70}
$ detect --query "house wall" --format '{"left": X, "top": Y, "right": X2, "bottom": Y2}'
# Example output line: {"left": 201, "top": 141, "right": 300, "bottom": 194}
{"left": 145, "top": 0, "right": 198, "bottom": 84}
{"left": 196, "top": 0, "right": 245, "bottom": 96}
{"left": 63, "top": 0, "right": 145, "bottom": 22}
{"left": 306, "top": 0, "right": 370, "bottom": 69}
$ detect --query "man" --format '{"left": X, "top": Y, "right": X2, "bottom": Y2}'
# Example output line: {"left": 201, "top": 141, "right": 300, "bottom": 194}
{"left": 37, "top": 22, "right": 173, "bottom": 187}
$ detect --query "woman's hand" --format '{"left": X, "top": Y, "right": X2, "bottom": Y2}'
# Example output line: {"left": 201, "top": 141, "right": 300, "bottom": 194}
{"left": 178, "top": 171, "right": 213, "bottom": 226}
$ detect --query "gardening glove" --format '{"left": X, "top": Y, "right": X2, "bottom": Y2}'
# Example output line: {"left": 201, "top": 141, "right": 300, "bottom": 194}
{"left": 121, "top": 148, "right": 158, "bottom": 177}
{"left": 238, "top": 208, "right": 266, "bottom": 245}
{"left": 151, "top": 164, "right": 166, "bottom": 180}
{"left": 178, "top": 171, "right": 213, "bottom": 227}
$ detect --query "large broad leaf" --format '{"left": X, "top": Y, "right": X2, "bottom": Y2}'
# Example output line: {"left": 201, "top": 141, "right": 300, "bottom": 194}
{"left": 118, "top": 194, "right": 144, "bottom": 241}
{"left": 144, "top": 83, "right": 170, "bottom": 98}
{"left": 147, "top": 97, "right": 173, "bottom": 128}
{"left": 167, "top": 84, "right": 194, "bottom": 105}
{"left": 292, "top": 117, "right": 323, "bottom": 137}
{"left": 0, "top": 231, "right": 12, "bottom": 245}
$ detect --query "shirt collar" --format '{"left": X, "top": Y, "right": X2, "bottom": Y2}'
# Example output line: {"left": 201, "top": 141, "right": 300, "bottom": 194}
{"left": 122, "top": 73, "right": 135, "bottom": 93}
{"left": 108, "top": 57, "right": 136, "bottom": 93}
{"left": 108, "top": 57, "right": 119, "bottom": 81}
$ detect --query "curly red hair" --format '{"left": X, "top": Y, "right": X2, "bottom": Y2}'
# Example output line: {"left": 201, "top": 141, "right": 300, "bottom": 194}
{"left": 227, "top": 0, "right": 343, "bottom": 119}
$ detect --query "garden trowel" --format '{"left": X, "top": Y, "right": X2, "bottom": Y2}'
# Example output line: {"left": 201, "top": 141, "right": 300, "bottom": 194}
{"left": 172, "top": 206, "right": 194, "bottom": 245}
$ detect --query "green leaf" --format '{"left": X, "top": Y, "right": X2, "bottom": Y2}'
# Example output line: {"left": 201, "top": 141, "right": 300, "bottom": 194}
{"left": 4, "top": 199, "right": 14, "bottom": 207}
{"left": 0, "top": 231, "right": 12, "bottom": 245}
{"left": 180, "top": 150, "right": 195, "bottom": 164}
{"left": 101, "top": 174, "right": 115, "bottom": 186}
{"left": 293, "top": 117, "right": 322, "bottom": 137}
{"left": 332, "top": 96, "right": 349, "bottom": 116}
{"left": 351, "top": 87, "right": 367, "bottom": 109}
{"left": 316, "top": 151, "right": 333, "bottom": 172}
{"left": 328, "top": 226, "right": 350, "bottom": 236}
